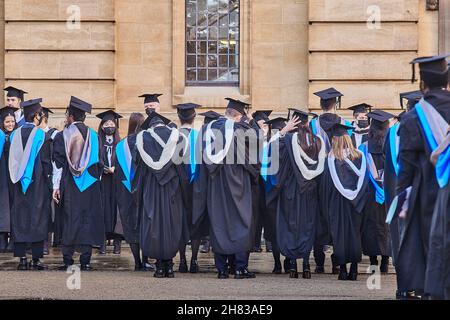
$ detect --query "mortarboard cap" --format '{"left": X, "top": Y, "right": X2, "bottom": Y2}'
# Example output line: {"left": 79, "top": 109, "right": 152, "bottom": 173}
{"left": 139, "top": 94, "right": 162, "bottom": 104}
{"left": 399, "top": 90, "right": 422, "bottom": 110}
{"left": 348, "top": 103, "right": 372, "bottom": 115}
{"left": 141, "top": 111, "right": 172, "bottom": 130}
{"left": 68, "top": 96, "right": 92, "bottom": 114}
{"left": 21, "top": 98, "right": 43, "bottom": 118}
{"left": 252, "top": 110, "right": 272, "bottom": 123}
{"left": 225, "top": 98, "right": 250, "bottom": 115}
{"left": 41, "top": 107, "right": 54, "bottom": 118}
{"left": 265, "top": 117, "right": 287, "bottom": 131}
{"left": 4, "top": 86, "right": 27, "bottom": 100}
{"left": 96, "top": 110, "right": 123, "bottom": 128}
{"left": 314, "top": 87, "right": 344, "bottom": 109}
{"left": 410, "top": 54, "right": 450, "bottom": 84}
{"left": 199, "top": 110, "right": 222, "bottom": 125}
{"left": 176, "top": 103, "right": 201, "bottom": 121}
{"left": 331, "top": 122, "right": 354, "bottom": 137}
{"left": 367, "top": 110, "right": 395, "bottom": 124}
{"left": 288, "top": 108, "right": 310, "bottom": 124}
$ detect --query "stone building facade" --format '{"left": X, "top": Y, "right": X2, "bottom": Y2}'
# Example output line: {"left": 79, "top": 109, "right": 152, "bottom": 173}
{"left": 0, "top": 0, "right": 447, "bottom": 129}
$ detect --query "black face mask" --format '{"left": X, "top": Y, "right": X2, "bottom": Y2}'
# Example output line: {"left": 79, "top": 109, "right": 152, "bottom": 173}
{"left": 146, "top": 108, "right": 155, "bottom": 117}
{"left": 357, "top": 120, "right": 370, "bottom": 129}
{"left": 103, "top": 127, "right": 116, "bottom": 136}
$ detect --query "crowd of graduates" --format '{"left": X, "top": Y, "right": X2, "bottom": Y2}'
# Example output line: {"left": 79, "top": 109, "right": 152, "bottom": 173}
{"left": 0, "top": 53, "right": 449, "bottom": 300}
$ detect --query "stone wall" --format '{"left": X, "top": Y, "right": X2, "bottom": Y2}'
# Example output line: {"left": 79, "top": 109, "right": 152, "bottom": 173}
{"left": 0, "top": 0, "right": 442, "bottom": 129}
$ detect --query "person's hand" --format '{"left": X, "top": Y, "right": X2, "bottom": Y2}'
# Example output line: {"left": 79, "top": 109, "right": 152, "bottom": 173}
{"left": 109, "top": 166, "right": 115, "bottom": 174}
{"left": 53, "top": 189, "right": 61, "bottom": 204}
{"left": 281, "top": 116, "right": 301, "bottom": 135}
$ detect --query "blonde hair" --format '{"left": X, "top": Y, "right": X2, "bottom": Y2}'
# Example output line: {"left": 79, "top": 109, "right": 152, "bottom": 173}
{"left": 331, "top": 135, "right": 361, "bottom": 161}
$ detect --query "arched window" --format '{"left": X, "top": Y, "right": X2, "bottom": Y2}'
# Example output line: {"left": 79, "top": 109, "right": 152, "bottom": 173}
{"left": 186, "top": 0, "right": 239, "bottom": 86}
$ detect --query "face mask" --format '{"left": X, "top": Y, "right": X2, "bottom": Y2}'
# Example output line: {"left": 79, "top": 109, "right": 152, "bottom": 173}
{"left": 146, "top": 108, "right": 155, "bottom": 117}
{"left": 357, "top": 120, "right": 369, "bottom": 128}
{"left": 103, "top": 127, "right": 116, "bottom": 136}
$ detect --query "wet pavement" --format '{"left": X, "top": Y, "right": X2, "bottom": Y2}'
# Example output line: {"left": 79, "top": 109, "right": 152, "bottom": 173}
{"left": 0, "top": 244, "right": 397, "bottom": 300}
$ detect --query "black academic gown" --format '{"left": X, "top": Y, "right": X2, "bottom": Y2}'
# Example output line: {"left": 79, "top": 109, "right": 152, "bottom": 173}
{"left": 425, "top": 183, "right": 450, "bottom": 299}
{"left": 0, "top": 133, "right": 10, "bottom": 233}
{"left": 361, "top": 142, "right": 391, "bottom": 257}
{"left": 134, "top": 124, "right": 184, "bottom": 260}
{"left": 100, "top": 137, "right": 120, "bottom": 239}
{"left": 275, "top": 134, "right": 321, "bottom": 260}
{"left": 53, "top": 124, "right": 105, "bottom": 246}
{"left": 194, "top": 118, "right": 259, "bottom": 255}
{"left": 384, "top": 128, "right": 400, "bottom": 265}
{"left": 10, "top": 125, "right": 52, "bottom": 243}
{"left": 322, "top": 156, "right": 369, "bottom": 265}
{"left": 115, "top": 134, "right": 140, "bottom": 244}
{"left": 396, "top": 88, "right": 450, "bottom": 293}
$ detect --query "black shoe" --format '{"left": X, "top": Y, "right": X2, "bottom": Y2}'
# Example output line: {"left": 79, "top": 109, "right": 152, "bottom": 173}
{"left": 190, "top": 259, "right": 199, "bottom": 273}
{"left": 113, "top": 240, "right": 121, "bottom": 255}
{"left": 179, "top": 259, "right": 188, "bottom": 273}
{"left": 98, "top": 243, "right": 106, "bottom": 255}
{"left": 266, "top": 241, "right": 273, "bottom": 252}
{"left": 134, "top": 263, "right": 143, "bottom": 271}
{"left": 30, "top": 260, "right": 48, "bottom": 271}
{"left": 81, "top": 264, "right": 94, "bottom": 271}
{"left": 302, "top": 265, "right": 312, "bottom": 279}
{"left": 154, "top": 264, "right": 165, "bottom": 278}
{"left": 165, "top": 262, "right": 175, "bottom": 278}
{"left": 199, "top": 241, "right": 210, "bottom": 253}
{"left": 251, "top": 246, "right": 262, "bottom": 253}
{"left": 338, "top": 270, "right": 348, "bottom": 281}
{"left": 142, "top": 262, "right": 156, "bottom": 272}
{"left": 397, "top": 290, "right": 422, "bottom": 300}
{"left": 347, "top": 272, "right": 358, "bottom": 281}
{"left": 17, "top": 258, "right": 28, "bottom": 271}
{"left": 235, "top": 269, "right": 256, "bottom": 279}
{"left": 272, "top": 261, "right": 282, "bottom": 274}
{"left": 57, "top": 265, "right": 71, "bottom": 271}
{"left": 289, "top": 270, "right": 299, "bottom": 279}
{"left": 315, "top": 266, "right": 325, "bottom": 274}
{"left": 218, "top": 271, "right": 229, "bottom": 279}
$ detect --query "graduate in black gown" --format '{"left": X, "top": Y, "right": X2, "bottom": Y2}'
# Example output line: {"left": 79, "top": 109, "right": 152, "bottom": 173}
{"left": 263, "top": 117, "right": 289, "bottom": 274}
{"left": 322, "top": 122, "right": 369, "bottom": 281}
{"left": 275, "top": 110, "right": 326, "bottom": 279}
{"left": 360, "top": 110, "right": 395, "bottom": 273}
{"left": 52, "top": 96, "right": 105, "bottom": 271}
{"left": 39, "top": 106, "right": 59, "bottom": 254}
{"left": 133, "top": 112, "right": 184, "bottom": 278}
{"left": 193, "top": 98, "right": 259, "bottom": 280}
{"left": 96, "top": 110, "right": 123, "bottom": 255}
{"left": 8, "top": 98, "right": 52, "bottom": 270}
{"left": 395, "top": 55, "right": 450, "bottom": 299}
{"left": 310, "top": 88, "right": 349, "bottom": 275}
{"left": 116, "top": 112, "right": 153, "bottom": 271}
{"left": 0, "top": 106, "right": 17, "bottom": 252}
{"left": 249, "top": 110, "right": 272, "bottom": 254}
{"left": 384, "top": 91, "right": 422, "bottom": 274}
{"left": 348, "top": 103, "right": 371, "bottom": 148}
{"left": 176, "top": 103, "right": 203, "bottom": 274}
{"left": 192, "top": 111, "right": 222, "bottom": 256}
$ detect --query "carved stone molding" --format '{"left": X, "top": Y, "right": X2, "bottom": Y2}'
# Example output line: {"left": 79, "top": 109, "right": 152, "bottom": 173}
{"left": 427, "top": 0, "right": 439, "bottom": 11}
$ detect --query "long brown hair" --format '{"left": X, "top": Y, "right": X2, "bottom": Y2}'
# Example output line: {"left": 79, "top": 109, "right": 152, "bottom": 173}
{"left": 127, "top": 112, "right": 145, "bottom": 136}
{"left": 331, "top": 135, "right": 361, "bottom": 161}
{"left": 297, "top": 122, "right": 322, "bottom": 159}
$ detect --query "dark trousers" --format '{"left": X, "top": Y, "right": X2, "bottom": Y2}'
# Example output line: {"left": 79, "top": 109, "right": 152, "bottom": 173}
{"left": 214, "top": 252, "right": 248, "bottom": 273}
{"left": 62, "top": 245, "right": 92, "bottom": 266}
{"left": 14, "top": 241, "right": 44, "bottom": 260}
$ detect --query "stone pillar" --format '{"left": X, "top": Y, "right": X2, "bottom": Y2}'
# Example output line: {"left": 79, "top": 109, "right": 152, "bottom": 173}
{"left": 439, "top": 0, "right": 450, "bottom": 54}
